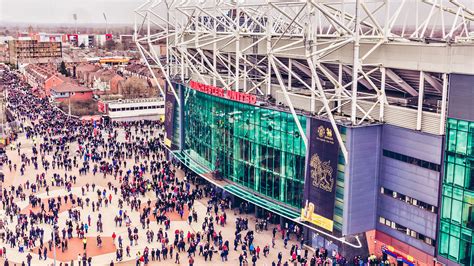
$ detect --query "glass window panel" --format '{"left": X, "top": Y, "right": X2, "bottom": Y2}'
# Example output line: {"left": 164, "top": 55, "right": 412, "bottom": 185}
{"left": 442, "top": 197, "right": 453, "bottom": 219}
{"left": 448, "top": 236, "right": 460, "bottom": 260}
{"left": 438, "top": 232, "right": 450, "bottom": 256}
{"left": 448, "top": 128, "right": 457, "bottom": 152}
{"left": 249, "top": 165, "right": 255, "bottom": 189}
{"left": 296, "top": 155, "right": 305, "bottom": 181}
{"left": 273, "top": 175, "right": 280, "bottom": 200}
{"left": 468, "top": 132, "right": 474, "bottom": 156}
{"left": 462, "top": 202, "right": 474, "bottom": 229}
{"left": 274, "top": 150, "right": 281, "bottom": 174}
{"left": 444, "top": 162, "right": 455, "bottom": 183}
{"left": 452, "top": 199, "right": 463, "bottom": 225}
{"left": 450, "top": 225, "right": 461, "bottom": 240}
{"left": 459, "top": 239, "right": 472, "bottom": 266}
{"left": 454, "top": 163, "right": 466, "bottom": 187}
{"left": 468, "top": 121, "right": 474, "bottom": 132}
{"left": 286, "top": 179, "right": 294, "bottom": 206}
{"left": 465, "top": 161, "right": 474, "bottom": 191}
{"left": 447, "top": 154, "right": 455, "bottom": 163}
{"left": 448, "top": 118, "right": 457, "bottom": 129}
{"left": 295, "top": 181, "right": 303, "bottom": 207}
{"left": 456, "top": 131, "right": 468, "bottom": 154}
{"left": 453, "top": 187, "right": 464, "bottom": 201}
{"left": 458, "top": 120, "right": 469, "bottom": 132}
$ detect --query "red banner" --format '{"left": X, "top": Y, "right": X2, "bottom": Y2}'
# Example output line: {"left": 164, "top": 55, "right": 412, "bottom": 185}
{"left": 189, "top": 80, "right": 257, "bottom": 105}
{"left": 97, "top": 101, "right": 107, "bottom": 113}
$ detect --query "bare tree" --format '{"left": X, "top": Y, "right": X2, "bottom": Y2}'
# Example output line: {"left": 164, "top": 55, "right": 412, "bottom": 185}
{"left": 121, "top": 77, "right": 151, "bottom": 99}
{"left": 104, "top": 39, "right": 116, "bottom": 51}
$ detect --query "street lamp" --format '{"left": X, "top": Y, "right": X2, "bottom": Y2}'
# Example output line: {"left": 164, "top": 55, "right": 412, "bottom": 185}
{"left": 51, "top": 222, "right": 57, "bottom": 266}
{"left": 73, "top": 14, "right": 78, "bottom": 35}
{"left": 103, "top": 13, "right": 108, "bottom": 35}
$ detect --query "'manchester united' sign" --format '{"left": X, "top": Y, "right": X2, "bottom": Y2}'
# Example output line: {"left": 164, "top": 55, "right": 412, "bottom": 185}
{"left": 189, "top": 80, "right": 257, "bottom": 105}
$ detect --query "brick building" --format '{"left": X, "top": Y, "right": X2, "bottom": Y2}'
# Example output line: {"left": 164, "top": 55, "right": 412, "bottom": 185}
{"left": 9, "top": 40, "right": 62, "bottom": 65}
{"left": 75, "top": 64, "right": 101, "bottom": 87}
{"left": 22, "top": 64, "right": 77, "bottom": 96}
{"left": 51, "top": 82, "right": 93, "bottom": 102}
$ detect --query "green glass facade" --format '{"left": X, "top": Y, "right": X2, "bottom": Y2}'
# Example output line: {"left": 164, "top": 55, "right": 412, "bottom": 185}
{"left": 334, "top": 129, "right": 346, "bottom": 231}
{"left": 183, "top": 88, "right": 306, "bottom": 208}
{"left": 439, "top": 118, "right": 474, "bottom": 265}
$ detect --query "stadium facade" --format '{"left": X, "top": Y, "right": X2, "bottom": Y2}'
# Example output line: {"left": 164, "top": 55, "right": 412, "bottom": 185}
{"left": 135, "top": 1, "right": 474, "bottom": 265}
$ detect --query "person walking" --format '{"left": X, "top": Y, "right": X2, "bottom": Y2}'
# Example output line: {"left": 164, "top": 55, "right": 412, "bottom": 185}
{"left": 175, "top": 252, "right": 180, "bottom": 264}
{"left": 26, "top": 253, "right": 32, "bottom": 266}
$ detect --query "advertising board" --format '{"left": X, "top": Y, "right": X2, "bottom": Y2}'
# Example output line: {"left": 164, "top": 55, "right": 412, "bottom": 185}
{"left": 302, "top": 118, "right": 340, "bottom": 232}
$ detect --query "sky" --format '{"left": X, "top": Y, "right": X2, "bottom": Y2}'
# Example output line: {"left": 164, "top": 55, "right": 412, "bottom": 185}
{"left": 1, "top": 0, "right": 474, "bottom": 26}
{"left": 0, "top": 0, "right": 141, "bottom": 25}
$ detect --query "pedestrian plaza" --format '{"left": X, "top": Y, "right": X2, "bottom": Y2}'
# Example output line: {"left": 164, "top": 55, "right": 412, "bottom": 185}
{"left": 0, "top": 69, "right": 322, "bottom": 266}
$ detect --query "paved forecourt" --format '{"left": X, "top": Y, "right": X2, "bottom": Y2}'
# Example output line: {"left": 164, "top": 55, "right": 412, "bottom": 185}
{"left": 1, "top": 127, "right": 302, "bottom": 266}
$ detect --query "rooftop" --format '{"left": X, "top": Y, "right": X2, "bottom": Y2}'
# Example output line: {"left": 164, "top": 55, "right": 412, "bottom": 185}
{"left": 52, "top": 82, "right": 91, "bottom": 93}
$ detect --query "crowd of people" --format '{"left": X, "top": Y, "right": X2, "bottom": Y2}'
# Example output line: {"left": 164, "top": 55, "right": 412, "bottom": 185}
{"left": 0, "top": 66, "right": 390, "bottom": 266}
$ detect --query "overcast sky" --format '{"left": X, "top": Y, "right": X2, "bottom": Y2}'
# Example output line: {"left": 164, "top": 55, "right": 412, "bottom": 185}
{"left": 0, "top": 0, "right": 139, "bottom": 25}
{"left": 2, "top": 0, "right": 474, "bottom": 26}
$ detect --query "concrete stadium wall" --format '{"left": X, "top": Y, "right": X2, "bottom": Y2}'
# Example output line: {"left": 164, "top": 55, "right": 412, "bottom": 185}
{"left": 343, "top": 125, "right": 381, "bottom": 236}
{"left": 376, "top": 125, "right": 443, "bottom": 256}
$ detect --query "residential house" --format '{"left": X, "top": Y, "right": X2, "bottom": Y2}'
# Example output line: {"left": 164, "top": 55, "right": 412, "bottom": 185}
{"left": 91, "top": 69, "right": 124, "bottom": 95}
{"left": 122, "top": 63, "right": 164, "bottom": 89}
{"left": 123, "top": 64, "right": 149, "bottom": 79}
{"left": 43, "top": 75, "right": 65, "bottom": 96}
{"left": 23, "top": 64, "right": 71, "bottom": 96}
{"left": 109, "top": 75, "right": 125, "bottom": 95}
{"left": 75, "top": 64, "right": 101, "bottom": 87}
{"left": 51, "top": 82, "right": 93, "bottom": 102}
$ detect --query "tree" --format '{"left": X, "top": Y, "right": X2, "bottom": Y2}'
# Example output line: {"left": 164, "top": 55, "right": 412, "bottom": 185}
{"left": 72, "top": 65, "right": 77, "bottom": 79}
{"left": 58, "top": 99, "right": 98, "bottom": 116}
{"left": 59, "top": 61, "right": 69, "bottom": 77}
{"left": 79, "top": 43, "right": 86, "bottom": 49}
{"left": 121, "top": 77, "right": 150, "bottom": 98}
{"left": 115, "top": 42, "right": 124, "bottom": 51}
{"left": 104, "top": 39, "right": 116, "bottom": 51}
{"left": 122, "top": 41, "right": 131, "bottom": 51}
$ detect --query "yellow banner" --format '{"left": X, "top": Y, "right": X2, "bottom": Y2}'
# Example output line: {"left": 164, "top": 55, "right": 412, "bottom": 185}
{"left": 301, "top": 208, "right": 334, "bottom": 232}
{"left": 164, "top": 137, "right": 172, "bottom": 147}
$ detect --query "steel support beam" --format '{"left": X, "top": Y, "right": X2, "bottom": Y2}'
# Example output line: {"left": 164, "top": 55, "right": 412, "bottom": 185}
{"left": 424, "top": 73, "right": 443, "bottom": 93}
{"left": 269, "top": 56, "right": 308, "bottom": 149}
{"left": 416, "top": 71, "right": 425, "bottom": 131}
{"left": 351, "top": 0, "right": 360, "bottom": 125}
{"left": 385, "top": 69, "right": 419, "bottom": 96}
{"left": 380, "top": 67, "right": 386, "bottom": 122}
{"left": 439, "top": 73, "right": 449, "bottom": 135}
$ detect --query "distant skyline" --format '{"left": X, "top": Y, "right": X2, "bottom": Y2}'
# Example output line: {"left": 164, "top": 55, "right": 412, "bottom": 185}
{"left": 0, "top": 0, "right": 141, "bottom": 25}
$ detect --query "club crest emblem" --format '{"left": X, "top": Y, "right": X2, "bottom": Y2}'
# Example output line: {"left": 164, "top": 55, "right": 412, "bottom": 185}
{"left": 326, "top": 128, "right": 332, "bottom": 138}
{"left": 318, "top": 125, "right": 325, "bottom": 138}
{"left": 310, "top": 154, "right": 334, "bottom": 192}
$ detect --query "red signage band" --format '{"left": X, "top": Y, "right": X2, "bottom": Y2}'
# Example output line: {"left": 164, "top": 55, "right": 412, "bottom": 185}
{"left": 189, "top": 80, "right": 257, "bottom": 105}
